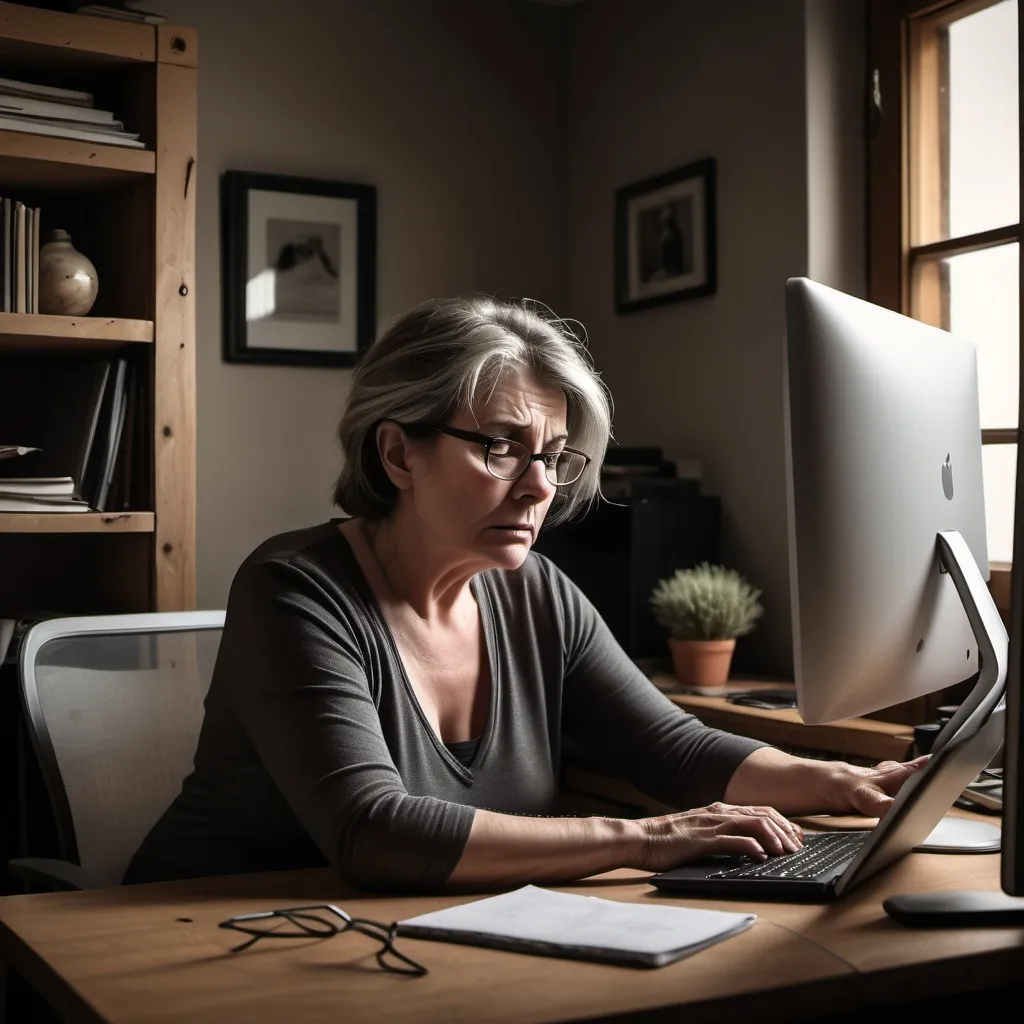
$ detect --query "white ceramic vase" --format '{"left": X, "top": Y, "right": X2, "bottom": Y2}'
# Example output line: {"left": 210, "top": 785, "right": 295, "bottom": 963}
{"left": 38, "top": 229, "right": 99, "bottom": 316}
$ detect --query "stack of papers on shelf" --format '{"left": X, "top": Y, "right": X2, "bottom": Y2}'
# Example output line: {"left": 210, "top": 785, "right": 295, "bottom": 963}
{"left": 396, "top": 885, "right": 756, "bottom": 968}
{"left": 77, "top": 4, "right": 166, "bottom": 23}
{"left": 0, "top": 475, "right": 89, "bottom": 513}
{"left": 0, "top": 77, "right": 145, "bottom": 149}
{"left": 0, "top": 497, "right": 89, "bottom": 513}
{"left": 0, "top": 354, "right": 135, "bottom": 514}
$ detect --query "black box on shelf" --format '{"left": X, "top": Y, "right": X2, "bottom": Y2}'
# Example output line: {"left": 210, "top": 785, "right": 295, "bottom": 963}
{"left": 533, "top": 495, "right": 720, "bottom": 660}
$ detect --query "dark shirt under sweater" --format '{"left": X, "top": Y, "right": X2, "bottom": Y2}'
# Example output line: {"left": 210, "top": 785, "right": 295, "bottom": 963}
{"left": 124, "top": 521, "right": 766, "bottom": 890}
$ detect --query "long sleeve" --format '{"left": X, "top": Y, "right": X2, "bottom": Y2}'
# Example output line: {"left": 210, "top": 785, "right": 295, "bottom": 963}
{"left": 545, "top": 556, "right": 768, "bottom": 810}
{"left": 216, "top": 552, "right": 476, "bottom": 891}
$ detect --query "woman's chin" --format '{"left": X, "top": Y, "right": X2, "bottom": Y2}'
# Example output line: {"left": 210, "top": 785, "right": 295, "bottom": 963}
{"left": 478, "top": 529, "right": 534, "bottom": 568}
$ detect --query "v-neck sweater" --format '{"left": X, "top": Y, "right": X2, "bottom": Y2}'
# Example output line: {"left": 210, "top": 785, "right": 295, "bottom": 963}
{"left": 124, "top": 521, "right": 765, "bottom": 890}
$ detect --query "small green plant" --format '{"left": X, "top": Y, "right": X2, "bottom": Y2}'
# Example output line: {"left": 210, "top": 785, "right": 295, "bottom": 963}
{"left": 650, "top": 562, "right": 763, "bottom": 641}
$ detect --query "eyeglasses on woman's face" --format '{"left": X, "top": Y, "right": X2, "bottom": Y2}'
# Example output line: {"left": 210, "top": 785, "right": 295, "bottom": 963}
{"left": 431, "top": 425, "right": 591, "bottom": 486}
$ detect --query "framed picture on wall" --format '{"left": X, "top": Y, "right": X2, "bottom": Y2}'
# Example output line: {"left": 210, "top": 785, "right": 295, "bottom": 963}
{"left": 221, "top": 171, "right": 377, "bottom": 366}
{"left": 614, "top": 157, "right": 716, "bottom": 314}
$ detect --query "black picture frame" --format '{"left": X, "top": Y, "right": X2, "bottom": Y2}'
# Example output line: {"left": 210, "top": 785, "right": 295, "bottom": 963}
{"left": 614, "top": 157, "right": 717, "bottom": 314}
{"left": 221, "top": 171, "right": 377, "bottom": 366}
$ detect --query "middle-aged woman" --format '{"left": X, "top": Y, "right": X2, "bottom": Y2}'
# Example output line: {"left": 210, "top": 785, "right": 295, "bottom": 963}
{"left": 125, "top": 296, "right": 925, "bottom": 890}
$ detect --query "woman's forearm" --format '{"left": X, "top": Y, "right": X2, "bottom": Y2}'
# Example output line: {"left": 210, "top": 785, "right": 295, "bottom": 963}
{"left": 446, "top": 809, "right": 643, "bottom": 887}
{"left": 724, "top": 746, "right": 839, "bottom": 815}
{"left": 724, "top": 745, "right": 929, "bottom": 818}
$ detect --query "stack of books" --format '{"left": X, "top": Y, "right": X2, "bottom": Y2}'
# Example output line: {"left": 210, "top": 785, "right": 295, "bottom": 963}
{"left": 0, "top": 356, "right": 138, "bottom": 514}
{"left": 600, "top": 446, "right": 702, "bottom": 501}
{"left": 0, "top": 475, "right": 89, "bottom": 514}
{"left": 0, "top": 76, "right": 145, "bottom": 149}
{"left": 0, "top": 196, "right": 41, "bottom": 313}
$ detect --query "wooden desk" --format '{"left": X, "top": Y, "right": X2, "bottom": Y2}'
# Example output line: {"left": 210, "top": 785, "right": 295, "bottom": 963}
{"left": 1, "top": 849, "right": 1021, "bottom": 1023}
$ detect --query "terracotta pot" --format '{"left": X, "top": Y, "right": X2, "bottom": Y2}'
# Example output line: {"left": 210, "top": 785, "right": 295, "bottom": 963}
{"left": 38, "top": 229, "right": 99, "bottom": 316}
{"left": 667, "top": 638, "right": 736, "bottom": 694}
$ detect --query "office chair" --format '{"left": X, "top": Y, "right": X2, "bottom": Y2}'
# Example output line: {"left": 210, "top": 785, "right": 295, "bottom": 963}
{"left": 8, "top": 611, "right": 225, "bottom": 890}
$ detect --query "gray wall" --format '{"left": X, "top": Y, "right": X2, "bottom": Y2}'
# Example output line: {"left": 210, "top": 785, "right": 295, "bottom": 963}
{"left": 148, "top": 0, "right": 566, "bottom": 610}
{"left": 566, "top": 0, "right": 811, "bottom": 674}
{"left": 149, "top": 0, "right": 865, "bottom": 676}
{"left": 806, "top": 0, "right": 867, "bottom": 295}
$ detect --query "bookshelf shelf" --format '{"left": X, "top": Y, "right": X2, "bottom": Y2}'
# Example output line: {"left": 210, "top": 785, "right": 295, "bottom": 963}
{"left": 0, "top": 130, "right": 154, "bottom": 190}
{"left": 0, "top": 0, "right": 154, "bottom": 67}
{"left": 0, "top": 312, "right": 153, "bottom": 351}
{"left": 0, "top": 511, "right": 154, "bottom": 534}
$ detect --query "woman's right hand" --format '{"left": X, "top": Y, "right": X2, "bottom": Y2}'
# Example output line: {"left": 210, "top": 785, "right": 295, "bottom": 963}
{"left": 632, "top": 802, "right": 804, "bottom": 873}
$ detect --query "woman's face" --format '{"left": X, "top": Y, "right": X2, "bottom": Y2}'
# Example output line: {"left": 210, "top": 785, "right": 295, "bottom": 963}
{"left": 405, "top": 368, "right": 568, "bottom": 572}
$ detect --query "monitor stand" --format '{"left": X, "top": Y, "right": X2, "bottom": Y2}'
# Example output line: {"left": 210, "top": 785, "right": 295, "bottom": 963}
{"left": 883, "top": 530, "right": 1024, "bottom": 925}
{"left": 913, "top": 814, "right": 1001, "bottom": 852}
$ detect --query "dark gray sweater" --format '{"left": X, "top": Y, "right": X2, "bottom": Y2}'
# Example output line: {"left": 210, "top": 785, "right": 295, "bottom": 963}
{"left": 125, "top": 521, "right": 765, "bottom": 889}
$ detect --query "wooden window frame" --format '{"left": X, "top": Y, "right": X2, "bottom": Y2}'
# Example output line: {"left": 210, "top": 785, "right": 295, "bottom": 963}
{"left": 868, "top": 0, "right": 1022, "bottom": 616}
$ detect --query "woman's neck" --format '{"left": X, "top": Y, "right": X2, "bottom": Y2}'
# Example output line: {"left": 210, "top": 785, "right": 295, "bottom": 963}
{"left": 342, "top": 516, "right": 480, "bottom": 624}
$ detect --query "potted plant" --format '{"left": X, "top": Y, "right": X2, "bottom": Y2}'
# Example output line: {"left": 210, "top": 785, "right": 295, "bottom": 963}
{"left": 650, "top": 562, "right": 763, "bottom": 694}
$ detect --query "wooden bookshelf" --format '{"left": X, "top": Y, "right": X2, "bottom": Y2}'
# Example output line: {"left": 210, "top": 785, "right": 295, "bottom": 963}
{"left": 0, "top": 3, "right": 196, "bottom": 614}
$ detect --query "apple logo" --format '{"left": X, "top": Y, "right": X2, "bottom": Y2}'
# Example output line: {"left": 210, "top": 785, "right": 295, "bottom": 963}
{"left": 942, "top": 454, "right": 954, "bottom": 500}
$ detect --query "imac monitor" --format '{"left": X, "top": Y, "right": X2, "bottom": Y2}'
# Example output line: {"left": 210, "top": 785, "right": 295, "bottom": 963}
{"left": 785, "top": 277, "right": 987, "bottom": 726}
{"left": 785, "top": 277, "right": 1024, "bottom": 922}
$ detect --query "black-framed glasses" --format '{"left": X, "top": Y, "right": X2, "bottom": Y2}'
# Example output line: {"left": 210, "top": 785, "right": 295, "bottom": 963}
{"left": 432, "top": 425, "right": 591, "bottom": 485}
{"left": 218, "top": 903, "right": 427, "bottom": 977}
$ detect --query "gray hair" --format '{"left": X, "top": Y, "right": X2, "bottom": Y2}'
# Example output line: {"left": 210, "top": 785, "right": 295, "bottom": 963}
{"left": 333, "top": 295, "right": 612, "bottom": 527}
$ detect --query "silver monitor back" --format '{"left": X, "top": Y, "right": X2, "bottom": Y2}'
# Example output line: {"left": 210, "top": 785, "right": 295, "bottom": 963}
{"left": 784, "top": 277, "right": 988, "bottom": 725}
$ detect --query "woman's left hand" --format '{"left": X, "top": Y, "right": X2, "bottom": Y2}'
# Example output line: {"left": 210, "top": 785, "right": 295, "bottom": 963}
{"left": 725, "top": 746, "right": 931, "bottom": 818}
{"left": 804, "top": 755, "right": 931, "bottom": 817}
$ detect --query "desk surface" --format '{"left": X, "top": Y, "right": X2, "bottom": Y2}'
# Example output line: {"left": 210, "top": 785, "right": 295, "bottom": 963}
{"left": 2, "top": 845, "right": 1022, "bottom": 1023}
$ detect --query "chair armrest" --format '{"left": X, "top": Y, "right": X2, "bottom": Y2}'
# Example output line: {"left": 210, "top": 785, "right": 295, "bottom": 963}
{"left": 8, "top": 857, "right": 115, "bottom": 890}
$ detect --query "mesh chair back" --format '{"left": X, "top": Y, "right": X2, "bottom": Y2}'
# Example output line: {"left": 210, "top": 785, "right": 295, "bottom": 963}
{"left": 19, "top": 612, "right": 224, "bottom": 884}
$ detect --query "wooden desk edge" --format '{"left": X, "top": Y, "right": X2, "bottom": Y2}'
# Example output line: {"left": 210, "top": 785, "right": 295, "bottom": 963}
{"left": 1, "top": 922, "right": 106, "bottom": 1024}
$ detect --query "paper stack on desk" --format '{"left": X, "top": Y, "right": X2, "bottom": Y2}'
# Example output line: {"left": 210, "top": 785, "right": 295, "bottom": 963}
{"left": 396, "top": 884, "right": 756, "bottom": 968}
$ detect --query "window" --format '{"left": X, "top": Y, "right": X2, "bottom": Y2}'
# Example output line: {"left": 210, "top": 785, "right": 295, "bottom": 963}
{"left": 869, "top": 0, "right": 1020, "bottom": 611}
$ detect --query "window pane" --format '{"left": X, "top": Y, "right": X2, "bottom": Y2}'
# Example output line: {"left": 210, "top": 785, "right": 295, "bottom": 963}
{"left": 948, "top": 0, "right": 1019, "bottom": 238}
{"left": 946, "top": 242, "right": 1019, "bottom": 429}
{"left": 983, "top": 443, "right": 1016, "bottom": 563}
